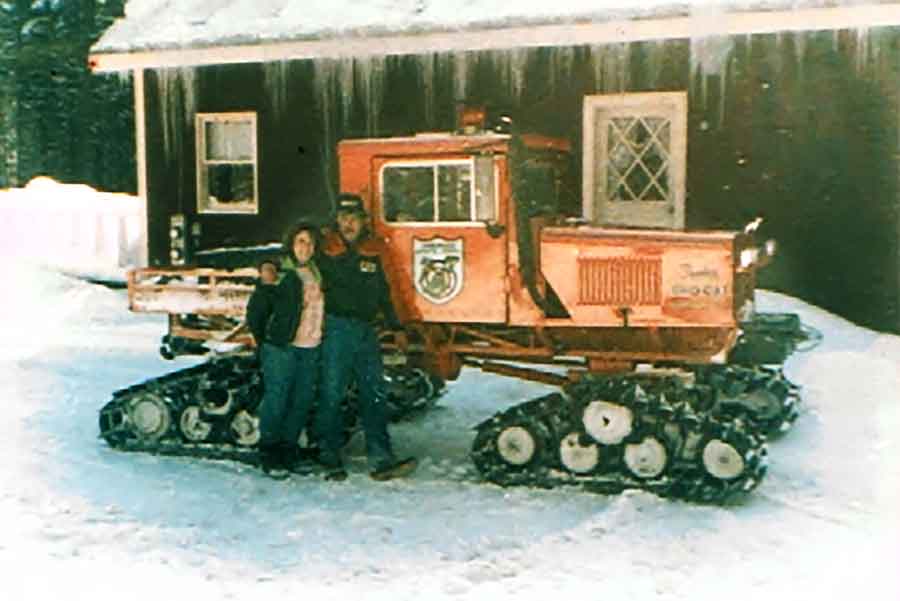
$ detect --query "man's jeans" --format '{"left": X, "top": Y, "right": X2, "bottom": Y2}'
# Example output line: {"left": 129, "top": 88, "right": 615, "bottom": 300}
{"left": 258, "top": 342, "right": 320, "bottom": 448}
{"left": 317, "top": 315, "right": 394, "bottom": 469}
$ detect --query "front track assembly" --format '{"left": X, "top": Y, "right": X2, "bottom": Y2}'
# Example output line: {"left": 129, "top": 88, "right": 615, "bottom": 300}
{"left": 472, "top": 374, "right": 770, "bottom": 504}
{"left": 98, "top": 350, "right": 444, "bottom": 466}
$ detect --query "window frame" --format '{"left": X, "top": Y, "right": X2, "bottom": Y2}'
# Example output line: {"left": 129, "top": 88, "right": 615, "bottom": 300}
{"left": 582, "top": 92, "right": 687, "bottom": 230}
{"left": 195, "top": 111, "right": 259, "bottom": 215}
{"left": 378, "top": 157, "right": 498, "bottom": 227}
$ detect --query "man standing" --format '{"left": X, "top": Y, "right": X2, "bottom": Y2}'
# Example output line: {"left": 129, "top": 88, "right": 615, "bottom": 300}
{"left": 316, "top": 193, "right": 416, "bottom": 481}
{"left": 246, "top": 222, "right": 324, "bottom": 479}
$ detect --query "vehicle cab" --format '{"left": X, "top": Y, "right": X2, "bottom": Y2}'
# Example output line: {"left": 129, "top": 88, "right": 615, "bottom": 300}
{"left": 337, "top": 127, "right": 573, "bottom": 326}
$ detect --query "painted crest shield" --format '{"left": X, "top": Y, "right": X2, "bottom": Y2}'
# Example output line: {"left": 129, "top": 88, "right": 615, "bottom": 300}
{"left": 413, "top": 237, "right": 464, "bottom": 304}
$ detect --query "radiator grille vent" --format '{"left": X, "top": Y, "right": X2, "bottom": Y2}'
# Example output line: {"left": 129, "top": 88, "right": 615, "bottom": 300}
{"left": 578, "top": 257, "right": 662, "bottom": 305}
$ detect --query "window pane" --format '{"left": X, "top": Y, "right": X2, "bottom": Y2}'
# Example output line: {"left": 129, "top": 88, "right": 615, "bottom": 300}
{"left": 474, "top": 156, "right": 495, "bottom": 221}
{"left": 206, "top": 164, "right": 254, "bottom": 204}
{"left": 205, "top": 120, "right": 253, "bottom": 161}
{"left": 437, "top": 164, "right": 472, "bottom": 222}
{"left": 383, "top": 166, "right": 435, "bottom": 222}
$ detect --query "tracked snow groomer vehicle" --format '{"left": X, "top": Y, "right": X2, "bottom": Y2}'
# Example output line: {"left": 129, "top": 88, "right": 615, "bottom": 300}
{"left": 101, "top": 98, "right": 814, "bottom": 503}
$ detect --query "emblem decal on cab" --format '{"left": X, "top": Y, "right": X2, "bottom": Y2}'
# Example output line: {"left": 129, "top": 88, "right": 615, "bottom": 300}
{"left": 413, "top": 237, "right": 464, "bottom": 304}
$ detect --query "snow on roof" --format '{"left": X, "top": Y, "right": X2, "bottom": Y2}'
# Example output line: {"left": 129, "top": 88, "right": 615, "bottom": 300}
{"left": 92, "top": 0, "right": 895, "bottom": 55}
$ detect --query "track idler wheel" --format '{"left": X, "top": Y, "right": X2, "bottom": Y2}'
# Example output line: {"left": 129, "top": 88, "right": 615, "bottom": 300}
{"left": 127, "top": 392, "right": 173, "bottom": 441}
{"left": 496, "top": 426, "right": 540, "bottom": 466}
{"left": 682, "top": 422, "right": 768, "bottom": 503}
{"left": 472, "top": 394, "right": 558, "bottom": 485}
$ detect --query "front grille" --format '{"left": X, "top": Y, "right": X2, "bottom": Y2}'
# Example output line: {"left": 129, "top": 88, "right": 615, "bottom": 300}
{"left": 578, "top": 257, "right": 662, "bottom": 305}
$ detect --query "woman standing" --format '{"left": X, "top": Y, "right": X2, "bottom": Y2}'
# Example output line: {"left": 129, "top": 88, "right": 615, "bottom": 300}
{"left": 246, "top": 221, "right": 324, "bottom": 479}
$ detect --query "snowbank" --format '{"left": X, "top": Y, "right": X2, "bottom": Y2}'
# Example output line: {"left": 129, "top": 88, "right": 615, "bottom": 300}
{"left": 0, "top": 177, "right": 147, "bottom": 283}
{"left": 1, "top": 267, "right": 898, "bottom": 600}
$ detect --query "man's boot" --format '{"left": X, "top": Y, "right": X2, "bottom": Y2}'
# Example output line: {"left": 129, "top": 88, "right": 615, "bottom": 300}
{"left": 370, "top": 456, "right": 417, "bottom": 481}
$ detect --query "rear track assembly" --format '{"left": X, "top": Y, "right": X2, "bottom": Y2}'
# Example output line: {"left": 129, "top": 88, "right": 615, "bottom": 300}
{"left": 99, "top": 351, "right": 444, "bottom": 467}
{"left": 472, "top": 374, "right": 771, "bottom": 504}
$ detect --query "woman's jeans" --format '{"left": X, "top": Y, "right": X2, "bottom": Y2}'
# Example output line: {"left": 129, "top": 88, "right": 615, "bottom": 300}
{"left": 258, "top": 342, "right": 320, "bottom": 448}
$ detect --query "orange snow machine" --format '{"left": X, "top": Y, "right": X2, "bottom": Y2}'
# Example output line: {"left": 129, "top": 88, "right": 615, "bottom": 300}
{"left": 104, "top": 100, "right": 816, "bottom": 504}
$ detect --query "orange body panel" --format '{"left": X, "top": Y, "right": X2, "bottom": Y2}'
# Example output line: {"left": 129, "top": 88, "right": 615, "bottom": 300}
{"left": 340, "top": 135, "right": 515, "bottom": 324}
{"left": 339, "top": 133, "right": 743, "bottom": 334}
{"left": 539, "top": 227, "right": 738, "bottom": 328}
{"left": 126, "top": 130, "right": 769, "bottom": 376}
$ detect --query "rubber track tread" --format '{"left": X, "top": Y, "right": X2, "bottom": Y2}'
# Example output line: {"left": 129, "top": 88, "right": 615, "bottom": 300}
{"left": 99, "top": 351, "right": 445, "bottom": 469}
{"left": 471, "top": 374, "right": 768, "bottom": 505}
{"left": 689, "top": 364, "right": 802, "bottom": 437}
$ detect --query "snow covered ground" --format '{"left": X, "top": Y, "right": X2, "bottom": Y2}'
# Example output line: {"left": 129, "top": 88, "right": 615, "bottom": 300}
{"left": 2, "top": 262, "right": 899, "bottom": 600}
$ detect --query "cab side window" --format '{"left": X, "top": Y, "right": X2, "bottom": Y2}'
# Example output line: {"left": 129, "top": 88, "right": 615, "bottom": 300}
{"left": 382, "top": 159, "right": 495, "bottom": 224}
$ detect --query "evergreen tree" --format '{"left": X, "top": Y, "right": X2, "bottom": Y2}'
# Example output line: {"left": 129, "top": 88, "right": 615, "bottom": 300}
{"left": 0, "top": 0, "right": 132, "bottom": 191}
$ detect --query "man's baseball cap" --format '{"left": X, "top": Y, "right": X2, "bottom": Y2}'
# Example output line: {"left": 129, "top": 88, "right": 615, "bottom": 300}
{"left": 335, "top": 193, "right": 367, "bottom": 216}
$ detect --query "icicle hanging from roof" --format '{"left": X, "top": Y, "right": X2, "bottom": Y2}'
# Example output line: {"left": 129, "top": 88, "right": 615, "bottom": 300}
{"left": 590, "top": 43, "right": 630, "bottom": 93}
{"left": 354, "top": 55, "right": 386, "bottom": 136}
{"left": 264, "top": 61, "right": 290, "bottom": 116}
{"left": 452, "top": 51, "right": 471, "bottom": 102}
{"left": 855, "top": 27, "right": 870, "bottom": 73}
{"left": 417, "top": 53, "right": 438, "bottom": 127}
{"left": 312, "top": 59, "right": 339, "bottom": 205}
{"left": 180, "top": 68, "right": 196, "bottom": 131}
{"left": 643, "top": 40, "right": 668, "bottom": 90}
{"left": 690, "top": 35, "right": 734, "bottom": 112}
{"left": 156, "top": 67, "right": 196, "bottom": 161}
{"left": 338, "top": 56, "right": 355, "bottom": 127}
{"left": 156, "top": 68, "right": 174, "bottom": 159}
{"left": 718, "top": 56, "right": 730, "bottom": 129}
{"left": 489, "top": 47, "right": 529, "bottom": 106}
{"left": 548, "top": 46, "right": 576, "bottom": 96}
{"left": 114, "top": 71, "right": 131, "bottom": 87}
{"left": 793, "top": 31, "right": 807, "bottom": 78}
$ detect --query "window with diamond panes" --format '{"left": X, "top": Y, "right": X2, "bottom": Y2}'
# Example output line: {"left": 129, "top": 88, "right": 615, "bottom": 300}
{"left": 606, "top": 117, "right": 671, "bottom": 202}
{"left": 583, "top": 92, "right": 686, "bottom": 229}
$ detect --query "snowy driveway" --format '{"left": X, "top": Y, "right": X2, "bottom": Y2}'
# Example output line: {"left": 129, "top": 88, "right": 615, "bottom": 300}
{"left": 2, "top": 267, "right": 899, "bottom": 600}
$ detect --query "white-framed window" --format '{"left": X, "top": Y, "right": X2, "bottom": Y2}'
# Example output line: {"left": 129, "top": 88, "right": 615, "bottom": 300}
{"left": 195, "top": 112, "right": 258, "bottom": 214}
{"left": 380, "top": 156, "right": 496, "bottom": 225}
{"left": 583, "top": 92, "right": 687, "bottom": 230}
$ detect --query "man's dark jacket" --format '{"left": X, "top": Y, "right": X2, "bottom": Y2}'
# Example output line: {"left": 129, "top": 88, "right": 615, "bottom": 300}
{"left": 319, "top": 232, "right": 400, "bottom": 329}
{"left": 246, "top": 268, "right": 307, "bottom": 347}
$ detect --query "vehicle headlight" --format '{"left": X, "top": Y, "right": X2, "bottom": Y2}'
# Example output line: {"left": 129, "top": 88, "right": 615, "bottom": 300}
{"left": 739, "top": 248, "right": 759, "bottom": 269}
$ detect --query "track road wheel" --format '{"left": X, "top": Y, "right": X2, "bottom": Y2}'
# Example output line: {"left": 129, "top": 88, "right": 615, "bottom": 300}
{"left": 559, "top": 432, "right": 600, "bottom": 474}
{"left": 230, "top": 410, "right": 260, "bottom": 447}
{"left": 583, "top": 401, "right": 633, "bottom": 445}
{"left": 179, "top": 405, "right": 213, "bottom": 442}
{"left": 701, "top": 438, "right": 745, "bottom": 480}
{"left": 127, "top": 393, "right": 172, "bottom": 441}
{"left": 623, "top": 436, "right": 668, "bottom": 479}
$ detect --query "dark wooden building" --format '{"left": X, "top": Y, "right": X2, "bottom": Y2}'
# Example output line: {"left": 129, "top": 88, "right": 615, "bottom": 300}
{"left": 89, "top": 1, "right": 900, "bottom": 333}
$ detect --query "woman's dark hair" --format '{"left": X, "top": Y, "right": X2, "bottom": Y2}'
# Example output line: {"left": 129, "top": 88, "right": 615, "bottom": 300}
{"left": 281, "top": 220, "right": 322, "bottom": 261}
